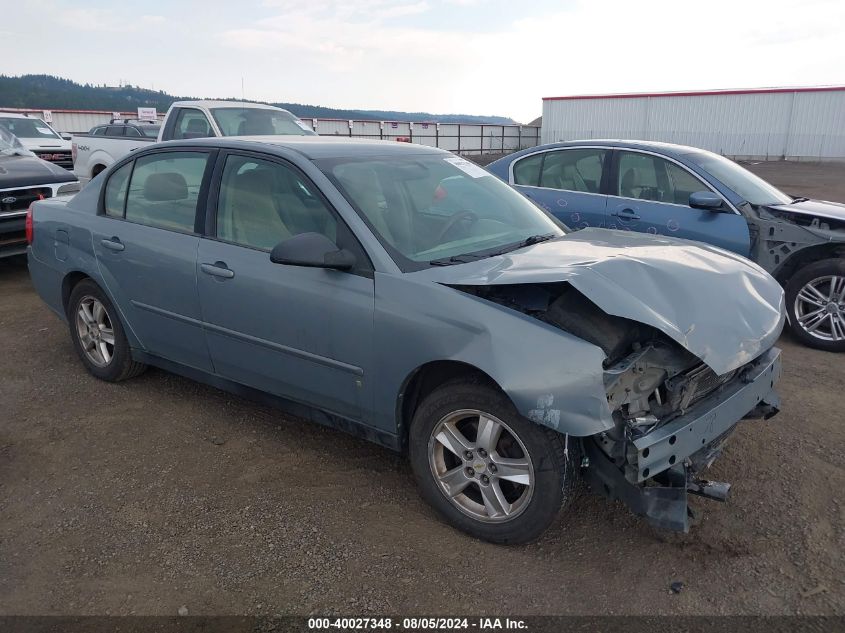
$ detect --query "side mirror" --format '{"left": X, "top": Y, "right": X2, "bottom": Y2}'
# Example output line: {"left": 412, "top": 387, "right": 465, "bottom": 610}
{"left": 689, "top": 191, "right": 723, "bottom": 211}
{"left": 269, "top": 232, "right": 355, "bottom": 270}
{"left": 61, "top": 133, "right": 72, "bottom": 141}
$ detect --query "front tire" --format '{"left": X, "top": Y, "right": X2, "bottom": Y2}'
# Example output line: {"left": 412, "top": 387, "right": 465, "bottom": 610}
{"left": 68, "top": 279, "right": 147, "bottom": 381}
{"left": 409, "top": 378, "right": 579, "bottom": 544}
{"left": 785, "top": 259, "right": 845, "bottom": 352}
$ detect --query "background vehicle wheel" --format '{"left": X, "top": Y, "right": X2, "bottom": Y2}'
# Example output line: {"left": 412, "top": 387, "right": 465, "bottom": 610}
{"left": 785, "top": 258, "right": 845, "bottom": 352}
{"left": 409, "top": 378, "right": 579, "bottom": 544}
{"left": 68, "top": 279, "right": 147, "bottom": 381}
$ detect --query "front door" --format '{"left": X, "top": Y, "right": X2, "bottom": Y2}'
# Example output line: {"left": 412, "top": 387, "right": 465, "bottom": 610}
{"left": 511, "top": 148, "right": 609, "bottom": 230}
{"left": 608, "top": 150, "right": 751, "bottom": 256}
{"left": 91, "top": 150, "right": 215, "bottom": 372}
{"left": 195, "top": 152, "right": 375, "bottom": 422}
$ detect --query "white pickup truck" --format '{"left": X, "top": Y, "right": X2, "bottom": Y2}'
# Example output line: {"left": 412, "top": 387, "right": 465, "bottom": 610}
{"left": 72, "top": 101, "right": 316, "bottom": 183}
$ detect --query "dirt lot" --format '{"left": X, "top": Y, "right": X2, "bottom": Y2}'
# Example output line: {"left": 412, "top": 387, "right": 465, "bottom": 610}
{"left": 0, "top": 161, "right": 843, "bottom": 616}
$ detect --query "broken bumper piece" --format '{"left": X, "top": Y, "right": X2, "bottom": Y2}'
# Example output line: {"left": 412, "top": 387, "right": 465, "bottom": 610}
{"left": 585, "top": 347, "right": 782, "bottom": 532}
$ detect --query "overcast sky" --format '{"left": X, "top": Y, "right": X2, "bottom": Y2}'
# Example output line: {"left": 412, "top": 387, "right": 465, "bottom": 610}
{"left": 3, "top": 0, "right": 843, "bottom": 122}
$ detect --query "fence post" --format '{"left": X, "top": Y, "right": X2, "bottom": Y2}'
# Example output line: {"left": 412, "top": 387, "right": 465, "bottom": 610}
{"left": 501, "top": 125, "right": 505, "bottom": 153}
{"left": 348, "top": 120, "right": 353, "bottom": 137}
{"left": 380, "top": 121, "right": 384, "bottom": 140}
{"left": 436, "top": 122, "right": 440, "bottom": 149}
{"left": 457, "top": 124, "right": 461, "bottom": 155}
{"left": 518, "top": 126, "right": 522, "bottom": 149}
{"left": 409, "top": 121, "right": 413, "bottom": 144}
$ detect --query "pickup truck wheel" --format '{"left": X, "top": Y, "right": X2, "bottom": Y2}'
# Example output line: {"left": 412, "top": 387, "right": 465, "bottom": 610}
{"left": 68, "top": 280, "right": 147, "bottom": 381}
{"left": 409, "top": 378, "right": 579, "bottom": 544}
{"left": 785, "top": 259, "right": 845, "bottom": 352}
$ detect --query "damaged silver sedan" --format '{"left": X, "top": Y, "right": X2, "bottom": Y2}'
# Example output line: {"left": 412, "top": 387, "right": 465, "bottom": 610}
{"left": 28, "top": 137, "right": 783, "bottom": 543}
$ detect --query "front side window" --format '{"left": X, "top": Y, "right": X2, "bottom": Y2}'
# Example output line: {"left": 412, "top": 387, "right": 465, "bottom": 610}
{"left": 103, "top": 162, "right": 132, "bottom": 217}
{"left": 124, "top": 152, "right": 209, "bottom": 232}
{"left": 211, "top": 108, "right": 316, "bottom": 136}
{"left": 321, "top": 154, "right": 564, "bottom": 270}
{"left": 216, "top": 155, "right": 337, "bottom": 251}
{"left": 105, "top": 126, "right": 124, "bottom": 137}
{"left": 540, "top": 149, "right": 606, "bottom": 193}
{"left": 617, "top": 151, "right": 714, "bottom": 206}
{"left": 172, "top": 109, "right": 213, "bottom": 140}
{"left": 92, "top": 127, "right": 106, "bottom": 136}
{"left": 0, "top": 117, "right": 60, "bottom": 140}
{"left": 125, "top": 127, "right": 142, "bottom": 138}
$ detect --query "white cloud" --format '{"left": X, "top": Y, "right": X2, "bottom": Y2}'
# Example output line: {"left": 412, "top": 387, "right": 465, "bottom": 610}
{"left": 3, "top": 0, "right": 844, "bottom": 122}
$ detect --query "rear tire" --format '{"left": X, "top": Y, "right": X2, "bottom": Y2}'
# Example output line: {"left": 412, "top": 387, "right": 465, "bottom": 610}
{"left": 785, "top": 259, "right": 845, "bottom": 352}
{"left": 409, "top": 378, "right": 579, "bottom": 544}
{"left": 67, "top": 279, "right": 147, "bottom": 381}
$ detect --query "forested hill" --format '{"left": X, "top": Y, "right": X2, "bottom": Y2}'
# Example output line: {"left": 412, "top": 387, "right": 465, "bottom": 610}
{"left": 0, "top": 75, "right": 517, "bottom": 124}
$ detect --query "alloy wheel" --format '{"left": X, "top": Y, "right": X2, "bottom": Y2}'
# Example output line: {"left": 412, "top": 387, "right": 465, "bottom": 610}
{"left": 794, "top": 275, "right": 845, "bottom": 343}
{"left": 428, "top": 409, "right": 535, "bottom": 523}
{"left": 75, "top": 296, "right": 116, "bottom": 367}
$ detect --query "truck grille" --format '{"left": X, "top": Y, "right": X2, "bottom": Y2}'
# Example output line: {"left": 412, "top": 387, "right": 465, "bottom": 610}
{"left": 33, "top": 150, "right": 74, "bottom": 170}
{"left": 0, "top": 187, "right": 52, "bottom": 213}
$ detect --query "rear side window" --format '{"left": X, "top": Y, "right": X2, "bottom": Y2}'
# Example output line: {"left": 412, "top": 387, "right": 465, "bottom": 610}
{"left": 103, "top": 162, "right": 133, "bottom": 217}
{"left": 539, "top": 149, "right": 606, "bottom": 193}
{"left": 105, "top": 126, "right": 124, "bottom": 137}
{"left": 125, "top": 127, "right": 142, "bottom": 138}
{"left": 512, "top": 153, "right": 543, "bottom": 186}
{"left": 124, "top": 152, "right": 209, "bottom": 232}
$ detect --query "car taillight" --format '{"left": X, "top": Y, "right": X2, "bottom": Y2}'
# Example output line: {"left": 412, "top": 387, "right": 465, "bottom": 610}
{"left": 26, "top": 204, "right": 34, "bottom": 245}
{"left": 71, "top": 142, "right": 77, "bottom": 163}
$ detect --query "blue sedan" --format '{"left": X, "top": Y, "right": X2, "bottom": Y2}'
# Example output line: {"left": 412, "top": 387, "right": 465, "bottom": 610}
{"left": 488, "top": 140, "right": 845, "bottom": 352}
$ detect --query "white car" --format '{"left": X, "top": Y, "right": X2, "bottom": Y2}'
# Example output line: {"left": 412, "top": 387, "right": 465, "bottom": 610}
{"left": 72, "top": 101, "right": 315, "bottom": 183}
{"left": 0, "top": 112, "right": 73, "bottom": 171}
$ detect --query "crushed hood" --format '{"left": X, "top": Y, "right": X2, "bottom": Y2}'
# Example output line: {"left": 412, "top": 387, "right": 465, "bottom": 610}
{"left": 767, "top": 199, "right": 845, "bottom": 224}
{"left": 413, "top": 228, "right": 785, "bottom": 375}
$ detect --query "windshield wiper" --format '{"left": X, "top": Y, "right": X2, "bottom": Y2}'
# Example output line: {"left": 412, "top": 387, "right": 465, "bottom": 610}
{"left": 428, "top": 253, "right": 486, "bottom": 266}
{"left": 429, "top": 234, "right": 557, "bottom": 266}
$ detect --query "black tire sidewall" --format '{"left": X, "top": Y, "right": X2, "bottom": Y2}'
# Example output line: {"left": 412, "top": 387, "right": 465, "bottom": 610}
{"left": 785, "top": 258, "right": 845, "bottom": 352}
{"left": 409, "top": 380, "right": 574, "bottom": 544}
{"left": 67, "top": 280, "right": 134, "bottom": 381}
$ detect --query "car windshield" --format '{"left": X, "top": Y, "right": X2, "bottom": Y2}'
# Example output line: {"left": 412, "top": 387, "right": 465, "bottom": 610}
{"left": 0, "top": 117, "right": 61, "bottom": 140}
{"left": 0, "top": 125, "right": 35, "bottom": 156}
{"left": 321, "top": 153, "right": 565, "bottom": 271}
{"left": 211, "top": 107, "right": 316, "bottom": 137}
{"left": 685, "top": 150, "right": 793, "bottom": 206}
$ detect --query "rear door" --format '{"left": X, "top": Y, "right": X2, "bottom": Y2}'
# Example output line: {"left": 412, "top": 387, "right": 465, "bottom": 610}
{"left": 509, "top": 148, "right": 609, "bottom": 229}
{"left": 91, "top": 149, "right": 216, "bottom": 371}
{"left": 608, "top": 150, "right": 751, "bottom": 255}
{"left": 195, "top": 151, "right": 375, "bottom": 422}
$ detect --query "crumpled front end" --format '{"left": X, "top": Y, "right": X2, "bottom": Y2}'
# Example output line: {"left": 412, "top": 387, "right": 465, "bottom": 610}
{"left": 586, "top": 345, "right": 781, "bottom": 532}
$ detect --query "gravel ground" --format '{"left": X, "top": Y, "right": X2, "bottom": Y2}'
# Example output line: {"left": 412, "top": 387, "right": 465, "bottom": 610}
{"left": 0, "top": 161, "right": 843, "bottom": 616}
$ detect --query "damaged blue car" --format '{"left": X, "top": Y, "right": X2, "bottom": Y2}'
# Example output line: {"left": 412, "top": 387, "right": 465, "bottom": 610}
{"left": 27, "top": 137, "right": 784, "bottom": 542}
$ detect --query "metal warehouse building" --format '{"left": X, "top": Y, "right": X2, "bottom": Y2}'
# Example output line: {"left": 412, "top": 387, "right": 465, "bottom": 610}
{"left": 541, "top": 86, "right": 845, "bottom": 161}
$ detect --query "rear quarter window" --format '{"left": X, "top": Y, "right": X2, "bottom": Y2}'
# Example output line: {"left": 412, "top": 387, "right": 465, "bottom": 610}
{"left": 512, "top": 153, "right": 543, "bottom": 186}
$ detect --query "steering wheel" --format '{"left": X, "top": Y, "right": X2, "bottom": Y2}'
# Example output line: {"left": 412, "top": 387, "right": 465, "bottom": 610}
{"left": 436, "top": 210, "right": 479, "bottom": 242}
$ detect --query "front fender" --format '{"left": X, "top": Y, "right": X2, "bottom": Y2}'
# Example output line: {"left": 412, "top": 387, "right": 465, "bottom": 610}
{"left": 373, "top": 273, "right": 614, "bottom": 437}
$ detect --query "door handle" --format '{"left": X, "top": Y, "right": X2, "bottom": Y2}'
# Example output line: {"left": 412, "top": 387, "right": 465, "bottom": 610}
{"left": 100, "top": 237, "right": 125, "bottom": 251}
{"left": 612, "top": 208, "right": 641, "bottom": 220}
{"left": 200, "top": 262, "right": 235, "bottom": 279}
